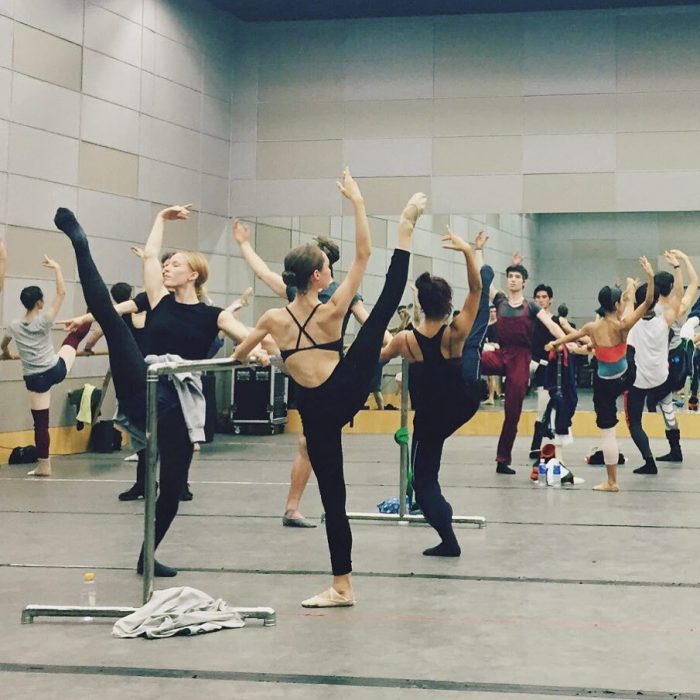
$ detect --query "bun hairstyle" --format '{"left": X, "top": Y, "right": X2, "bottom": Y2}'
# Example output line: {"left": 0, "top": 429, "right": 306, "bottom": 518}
{"left": 313, "top": 236, "right": 340, "bottom": 271}
{"left": 415, "top": 271, "right": 453, "bottom": 320}
{"left": 557, "top": 303, "right": 569, "bottom": 318}
{"left": 283, "top": 244, "right": 325, "bottom": 292}
{"left": 20, "top": 285, "right": 43, "bottom": 310}
{"left": 596, "top": 285, "right": 622, "bottom": 317}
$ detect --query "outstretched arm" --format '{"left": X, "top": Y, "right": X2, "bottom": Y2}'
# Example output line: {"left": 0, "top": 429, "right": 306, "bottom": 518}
{"left": 546, "top": 322, "right": 594, "bottom": 352}
{"left": 143, "top": 204, "right": 192, "bottom": 308}
{"left": 43, "top": 256, "right": 66, "bottom": 321}
{"left": 232, "top": 220, "right": 287, "bottom": 299}
{"left": 60, "top": 300, "right": 139, "bottom": 331}
{"left": 379, "top": 330, "right": 411, "bottom": 363}
{"left": 673, "top": 249, "right": 698, "bottom": 317}
{"left": 232, "top": 311, "right": 275, "bottom": 363}
{"left": 620, "top": 257, "right": 655, "bottom": 331}
{"left": 327, "top": 168, "right": 371, "bottom": 313}
{"left": 537, "top": 310, "right": 566, "bottom": 340}
{"left": 445, "top": 227, "right": 482, "bottom": 339}
{"left": 473, "top": 230, "right": 488, "bottom": 271}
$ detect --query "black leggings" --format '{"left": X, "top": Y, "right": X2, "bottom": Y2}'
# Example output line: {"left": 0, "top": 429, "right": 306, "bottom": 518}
{"left": 60, "top": 213, "right": 192, "bottom": 557}
{"left": 296, "top": 249, "right": 410, "bottom": 575}
{"left": 411, "top": 437, "right": 454, "bottom": 542}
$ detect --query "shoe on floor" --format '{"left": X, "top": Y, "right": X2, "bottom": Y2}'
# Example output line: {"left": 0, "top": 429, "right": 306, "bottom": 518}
{"left": 496, "top": 462, "right": 516, "bottom": 475}
{"left": 282, "top": 514, "right": 317, "bottom": 528}
{"left": 119, "top": 484, "right": 144, "bottom": 501}
{"left": 180, "top": 484, "right": 193, "bottom": 501}
{"left": 301, "top": 587, "right": 355, "bottom": 608}
{"left": 124, "top": 453, "right": 139, "bottom": 462}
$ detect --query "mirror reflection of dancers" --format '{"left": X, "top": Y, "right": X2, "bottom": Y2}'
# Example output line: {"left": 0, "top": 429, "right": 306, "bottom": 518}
{"left": 380, "top": 228, "right": 482, "bottom": 557}
{"left": 54, "top": 205, "right": 262, "bottom": 577}
{"left": 234, "top": 169, "right": 423, "bottom": 608}
{"left": 547, "top": 257, "right": 655, "bottom": 492}
{"left": 625, "top": 252, "right": 685, "bottom": 475}
{"left": 480, "top": 255, "right": 566, "bottom": 474}
{"left": 1, "top": 256, "right": 92, "bottom": 476}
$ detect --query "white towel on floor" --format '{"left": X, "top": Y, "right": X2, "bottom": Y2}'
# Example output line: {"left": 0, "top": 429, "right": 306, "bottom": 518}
{"left": 113, "top": 586, "right": 244, "bottom": 639}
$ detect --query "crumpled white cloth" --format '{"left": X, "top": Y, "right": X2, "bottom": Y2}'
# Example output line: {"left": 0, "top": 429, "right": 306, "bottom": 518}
{"left": 113, "top": 586, "right": 245, "bottom": 639}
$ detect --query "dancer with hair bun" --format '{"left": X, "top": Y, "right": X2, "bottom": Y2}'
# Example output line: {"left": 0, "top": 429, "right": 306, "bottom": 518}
{"left": 234, "top": 168, "right": 423, "bottom": 607}
{"left": 547, "top": 257, "right": 655, "bottom": 492}
{"left": 380, "top": 227, "right": 482, "bottom": 557}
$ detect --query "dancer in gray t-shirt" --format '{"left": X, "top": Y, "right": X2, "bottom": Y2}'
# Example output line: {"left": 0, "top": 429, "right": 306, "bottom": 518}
{"left": 1, "top": 256, "right": 91, "bottom": 476}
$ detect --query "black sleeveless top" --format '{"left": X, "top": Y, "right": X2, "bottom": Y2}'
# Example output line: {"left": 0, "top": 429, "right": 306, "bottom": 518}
{"left": 408, "top": 326, "right": 478, "bottom": 440}
{"left": 279, "top": 304, "right": 344, "bottom": 361}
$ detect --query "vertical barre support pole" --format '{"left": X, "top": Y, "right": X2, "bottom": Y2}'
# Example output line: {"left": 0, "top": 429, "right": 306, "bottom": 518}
{"left": 142, "top": 366, "right": 159, "bottom": 605}
{"left": 398, "top": 357, "right": 409, "bottom": 518}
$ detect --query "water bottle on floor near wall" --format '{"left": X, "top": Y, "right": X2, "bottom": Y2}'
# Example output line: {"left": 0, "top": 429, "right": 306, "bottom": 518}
{"left": 81, "top": 572, "right": 96, "bottom": 622}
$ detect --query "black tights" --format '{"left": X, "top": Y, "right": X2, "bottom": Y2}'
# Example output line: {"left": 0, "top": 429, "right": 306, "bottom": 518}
{"left": 55, "top": 208, "right": 192, "bottom": 558}
{"left": 297, "top": 249, "right": 410, "bottom": 575}
{"left": 411, "top": 437, "right": 458, "bottom": 548}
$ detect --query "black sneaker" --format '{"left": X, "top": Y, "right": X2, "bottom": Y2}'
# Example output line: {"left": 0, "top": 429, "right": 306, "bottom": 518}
{"left": 118, "top": 484, "right": 144, "bottom": 501}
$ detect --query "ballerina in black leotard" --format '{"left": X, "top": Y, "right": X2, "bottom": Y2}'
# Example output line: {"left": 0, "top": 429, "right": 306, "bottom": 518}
{"left": 380, "top": 228, "right": 482, "bottom": 557}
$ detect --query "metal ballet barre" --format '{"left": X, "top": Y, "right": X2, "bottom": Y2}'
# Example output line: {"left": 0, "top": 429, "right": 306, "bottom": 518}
{"left": 22, "top": 357, "right": 276, "bottom": 628}
{"left": 346, "top": 357, "right": 486, "bottom": 527}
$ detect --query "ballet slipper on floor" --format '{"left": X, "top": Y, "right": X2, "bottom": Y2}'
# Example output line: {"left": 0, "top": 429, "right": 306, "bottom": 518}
{"left": 593, "top": 481, "right": 619, "bottom": 492}
{"left": 301, "top": 587, "right": 355, "bottom": 608}
{"left": 28, "top": 458, "right": 51, "bottom": 477}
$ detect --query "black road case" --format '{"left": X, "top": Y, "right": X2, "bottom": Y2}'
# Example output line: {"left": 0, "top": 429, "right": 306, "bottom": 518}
{"left": 230, "top": 365, "right": 288, "bottom": 434}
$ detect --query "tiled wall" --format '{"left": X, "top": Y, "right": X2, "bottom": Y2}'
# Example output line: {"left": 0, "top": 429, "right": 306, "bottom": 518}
{"left": 233, "top": 6, "right": 700, "bottom": 217}
{"left": 3, "top": 1, "right": 700, "bottom": 434}
{"left": 0, "top": 0, "right": 243, "bottom": 432}
{"left": 241, "top": 213, "right": 538, "bottom": 334}
{"left": 537, "top": 212, "right": 700, "bottom": 328}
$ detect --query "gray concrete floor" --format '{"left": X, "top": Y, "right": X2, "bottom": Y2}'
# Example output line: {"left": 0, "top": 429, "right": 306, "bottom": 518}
{"left": 1, "top": 428, "right": 699, "bottom": 699}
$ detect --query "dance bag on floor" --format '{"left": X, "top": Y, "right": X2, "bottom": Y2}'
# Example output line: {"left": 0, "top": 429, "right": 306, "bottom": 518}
{"left": 90, "top": 420, "right": 122, "bottom": 453}
{"left": 585, "top": 448, "right": 625, "bottom": 465}
{"left": 8, "top": 445, "right": 38, "bottom": 464}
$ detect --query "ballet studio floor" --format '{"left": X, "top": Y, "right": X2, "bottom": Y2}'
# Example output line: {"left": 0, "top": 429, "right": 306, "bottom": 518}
{"left": 0, "top": 429, "right": 698, "bottom": 699}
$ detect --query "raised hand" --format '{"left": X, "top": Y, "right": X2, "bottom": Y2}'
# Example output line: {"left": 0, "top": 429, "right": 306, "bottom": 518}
{"left": 232, "top": 219, "right": 251, "bottom": 245}
{"left": 474, "top": 230, "right": 489, "bottom": 251}
{"left": 640, "top": 256, "right": 653, "bottom": 276}
{"left": 670, "top": 249, "right": 688, "bottom": 262}
{"left": 159, "top": 204, "right": 193, "bottom": 221}
{"left": 511, "top": 251, "right": 523, "bottom": 266}
{"left": 664, "top": 250, "right": 680, "bottom": 268}
{"left": 41, "top": 255, "right": 60, "bottom": 270}
{"left": 442, "top": 226, "right": 472, "bottom": 253}
{"left": 336, "top": 167, "right": 363, "bottom": 203}
{"left": 59, "top": 316, "right": 84, "bottom": 332}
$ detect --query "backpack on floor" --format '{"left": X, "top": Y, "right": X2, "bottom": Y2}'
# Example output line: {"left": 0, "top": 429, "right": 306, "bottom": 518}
{"left": 585, "top": 448, "right": 625, "bottom": 465}
{"left": 90, "top": 420, "right": 122, "bottom": 453}
{"left": 8, "top": 445, "right": 38, "bottom": 464}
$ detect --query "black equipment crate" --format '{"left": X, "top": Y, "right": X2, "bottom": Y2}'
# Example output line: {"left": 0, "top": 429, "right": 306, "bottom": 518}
{"left": 230, "top": 365, "right": 288, "bottom": 434}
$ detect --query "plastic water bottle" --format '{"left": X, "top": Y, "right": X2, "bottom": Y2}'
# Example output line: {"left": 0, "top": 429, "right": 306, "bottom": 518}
{"left": 537, "top": 459, "right": 547, "bottom": 485}
{"left": 550, "top": 461, "right": 562, "bottom": 487}
{"left": 81, "top": 572, "right": 96, "bottom": 622}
